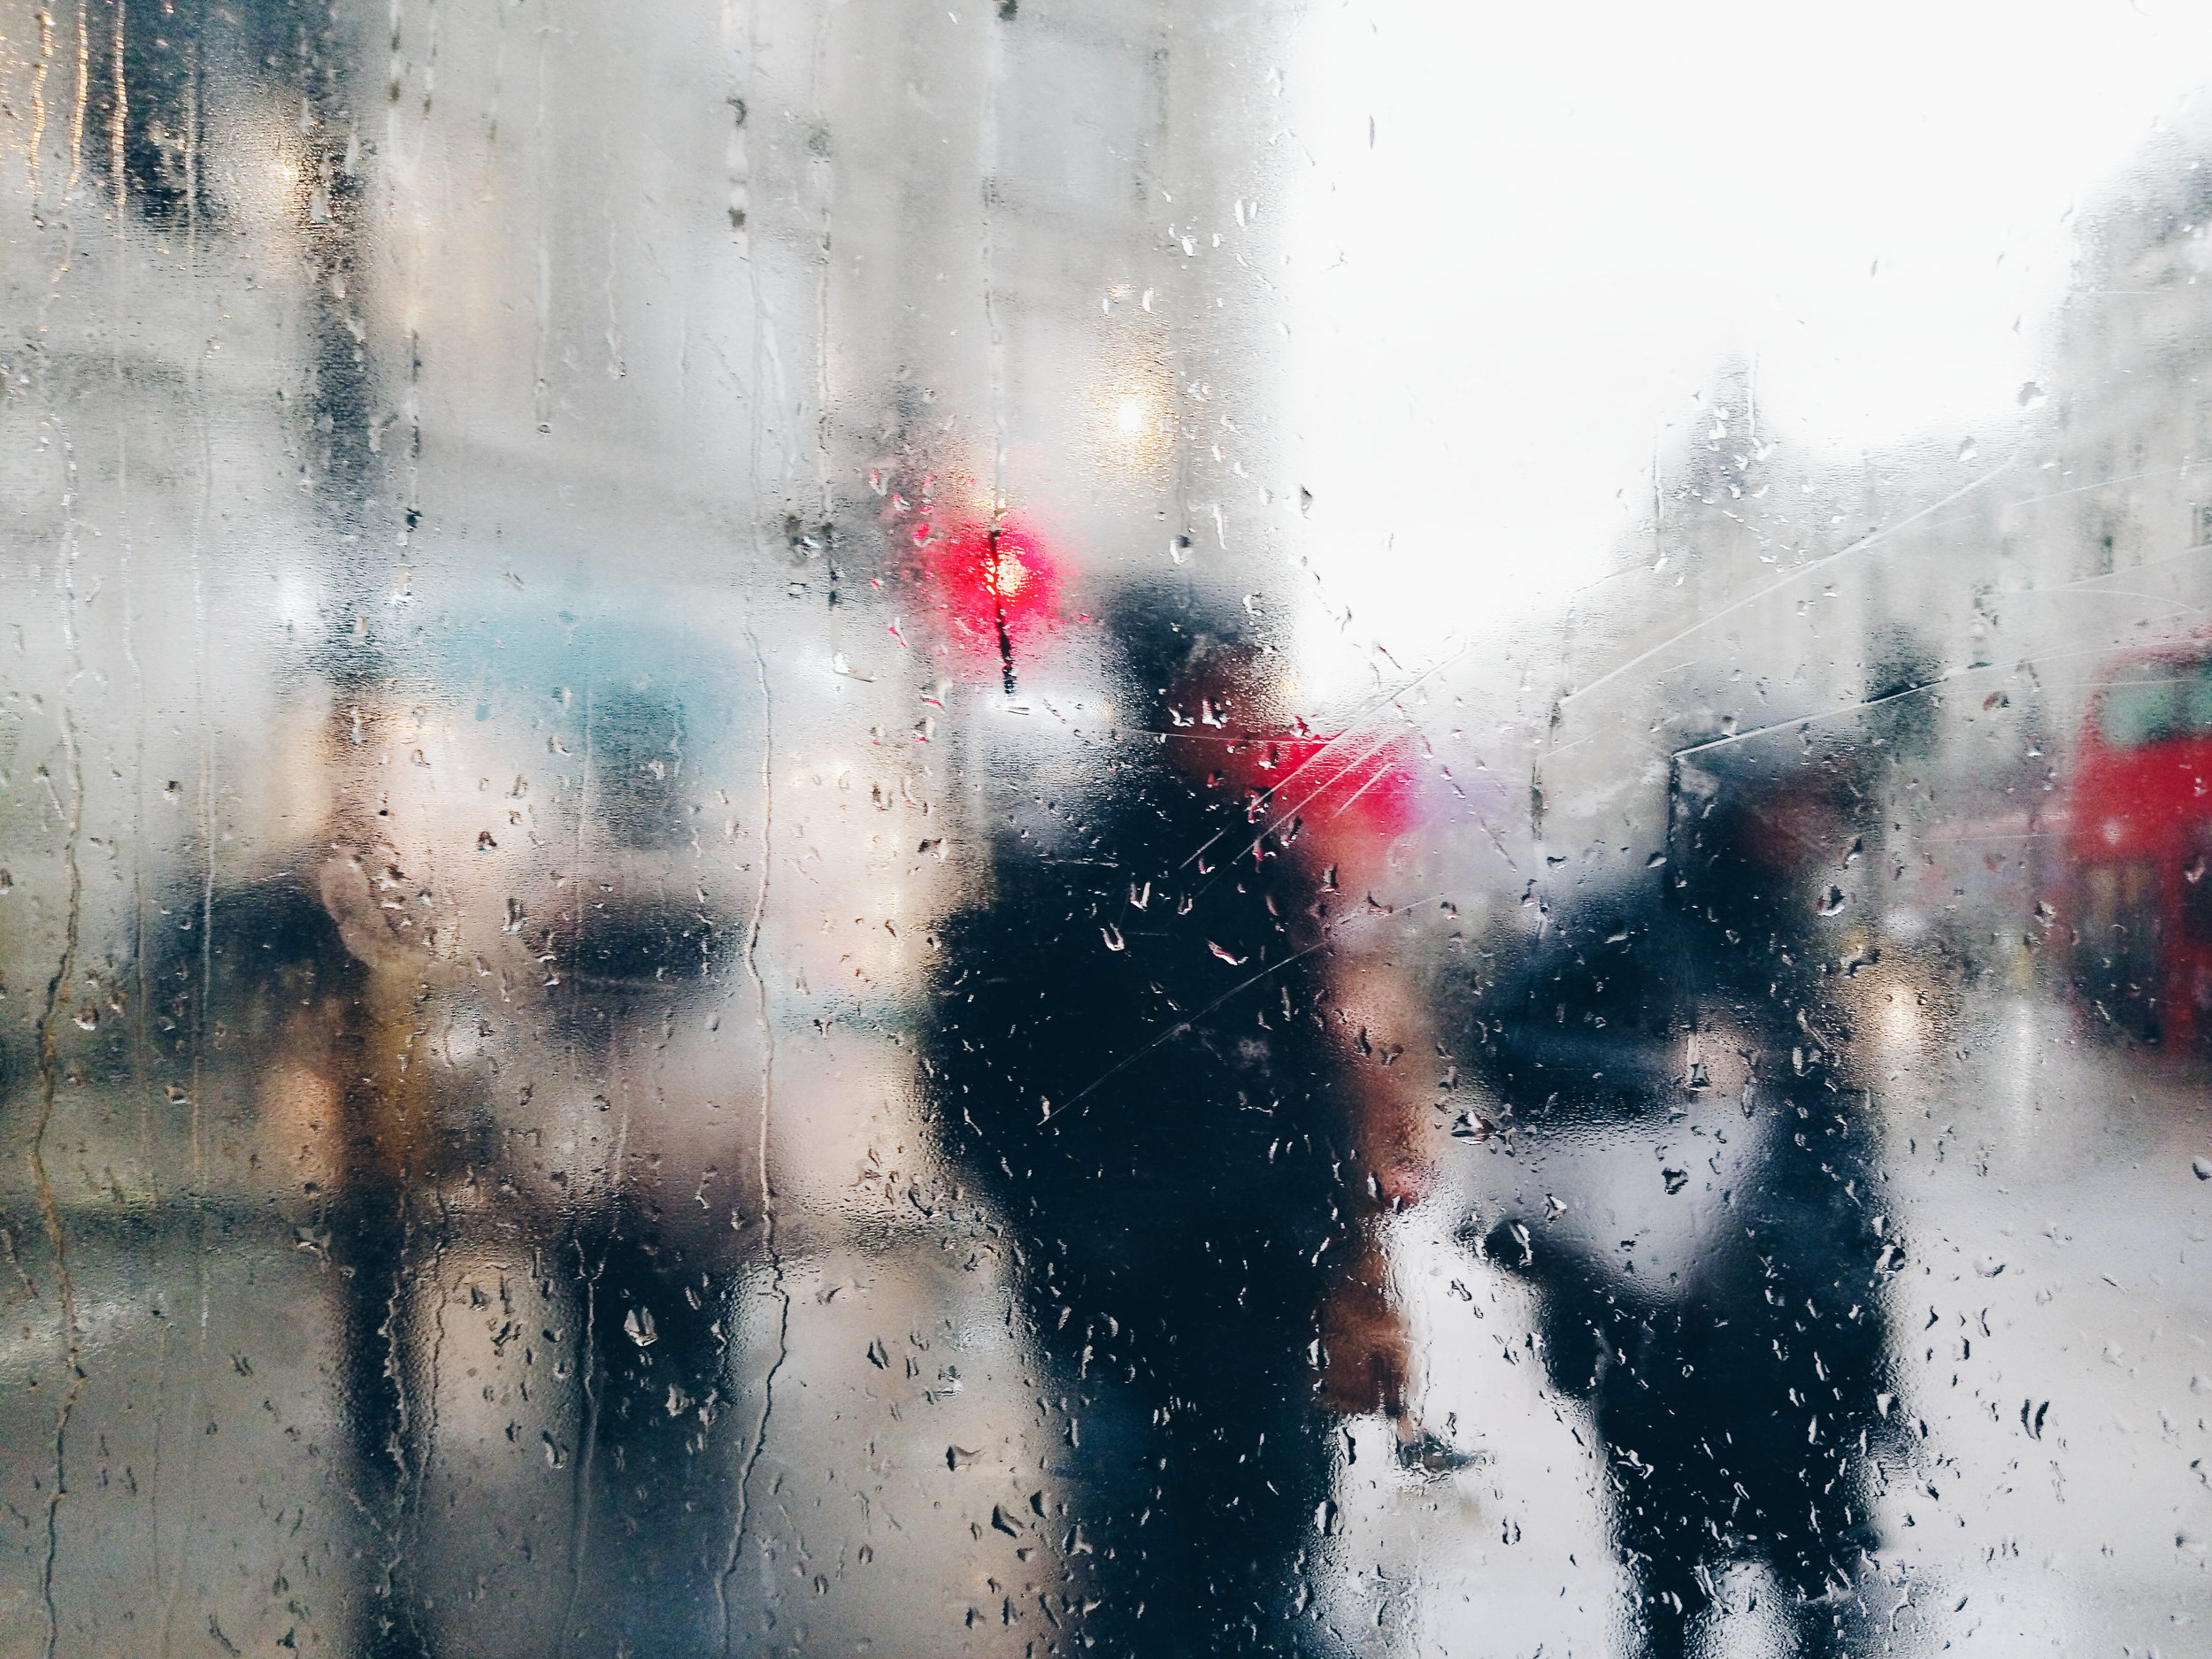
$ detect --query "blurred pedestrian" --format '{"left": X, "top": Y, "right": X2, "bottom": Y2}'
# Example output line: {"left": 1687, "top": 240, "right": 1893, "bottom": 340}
{"left": 1474, "top": 743, "right": 1898, "bottom": 1659}
{"left": 211, "top": 590, "right": 762, "bottom": 1658}
{"left": 925, "top": 577, "right": 1448, "bottom": 1657}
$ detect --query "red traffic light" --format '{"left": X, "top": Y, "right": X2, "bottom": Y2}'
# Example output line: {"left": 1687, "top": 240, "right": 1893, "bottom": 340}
{"left": 922, "top": 518, "right": 1061, "bottom": 688}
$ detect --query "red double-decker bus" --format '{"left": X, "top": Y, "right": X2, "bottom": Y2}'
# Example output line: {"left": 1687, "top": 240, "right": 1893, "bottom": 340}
{"left": 2062, "top": 638, "right": 2212, "bottom": 1048}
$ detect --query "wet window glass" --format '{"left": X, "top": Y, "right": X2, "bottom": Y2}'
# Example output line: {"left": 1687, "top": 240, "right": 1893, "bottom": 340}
{"left": 8, "top": 4, "right": 2212, "bottom": 1658}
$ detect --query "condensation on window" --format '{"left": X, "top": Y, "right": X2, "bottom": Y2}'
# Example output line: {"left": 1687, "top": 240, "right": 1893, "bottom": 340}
{"left": 3, "top": 3, "right": 2210, "bottom": 1657}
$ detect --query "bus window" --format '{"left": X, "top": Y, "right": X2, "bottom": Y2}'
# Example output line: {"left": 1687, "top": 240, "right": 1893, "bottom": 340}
{"left": 2099, "top": 669, "right": 2181, "bottom": 748}
{"left": 2180, "top": 660, "right": 2212, "bottom": 734}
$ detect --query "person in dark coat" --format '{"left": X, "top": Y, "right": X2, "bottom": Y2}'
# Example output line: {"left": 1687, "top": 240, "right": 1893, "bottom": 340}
{"left": 1475, "top": 744, "right": 1900, "bottom": 1659}
{"left": 924, "top": 582, "right": 1445, "bottom": 1658}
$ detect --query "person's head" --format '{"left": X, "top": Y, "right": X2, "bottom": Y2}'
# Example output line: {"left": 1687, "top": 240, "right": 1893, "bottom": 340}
{"left": 1098, "top": 580, "right": 1292, "bottom": 744}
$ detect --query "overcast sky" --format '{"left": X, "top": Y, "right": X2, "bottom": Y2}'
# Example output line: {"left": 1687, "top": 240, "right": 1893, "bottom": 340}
{"left": 1282, "top": 0, "right": 2212, "bottom": 682}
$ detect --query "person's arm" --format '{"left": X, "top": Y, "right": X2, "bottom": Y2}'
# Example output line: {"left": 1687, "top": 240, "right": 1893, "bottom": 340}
{"left": 1311, "top": 939, "right": 1440, "bottom": 1418}
{"left": 1288, "top": 744, "right": 1444, "bottom": 1419}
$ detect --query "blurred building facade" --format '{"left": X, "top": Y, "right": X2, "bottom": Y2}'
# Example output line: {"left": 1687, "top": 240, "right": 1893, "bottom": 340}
{"left": 0, "top": 0, "right": 1328, "bottom": 1654}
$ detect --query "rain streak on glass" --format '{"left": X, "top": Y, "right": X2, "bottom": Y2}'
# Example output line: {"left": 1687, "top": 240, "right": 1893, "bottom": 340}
{"left": 2, "top": 1, "right": 2211, "bottom": 1656}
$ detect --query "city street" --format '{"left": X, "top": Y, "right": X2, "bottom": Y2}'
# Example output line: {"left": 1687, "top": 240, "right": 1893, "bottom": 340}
{"left": 1340, "top": 979, "right": 2212, "bottom": 1658}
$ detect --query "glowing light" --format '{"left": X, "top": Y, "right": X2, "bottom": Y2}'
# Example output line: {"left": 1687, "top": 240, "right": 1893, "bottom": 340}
{"left": 1092, "top": 349, "right": 1172, "bottom": 477}
{"left": 989, "top": 549, "right": 1031, "bottom": 599}
{"left": 921, "top": 518, "right": 1062, "bottom": 676}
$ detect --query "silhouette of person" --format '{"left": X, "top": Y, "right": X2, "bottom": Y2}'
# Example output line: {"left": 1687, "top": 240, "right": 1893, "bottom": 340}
{"left": 924, "top": 580, "right": 1445, "bottom": 1658}
{"left": 1473, "top": 741, "right": 1897, "bottom": 1659}
{"left": 189, "top": 594, "right": 759, "bottom": 1659}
